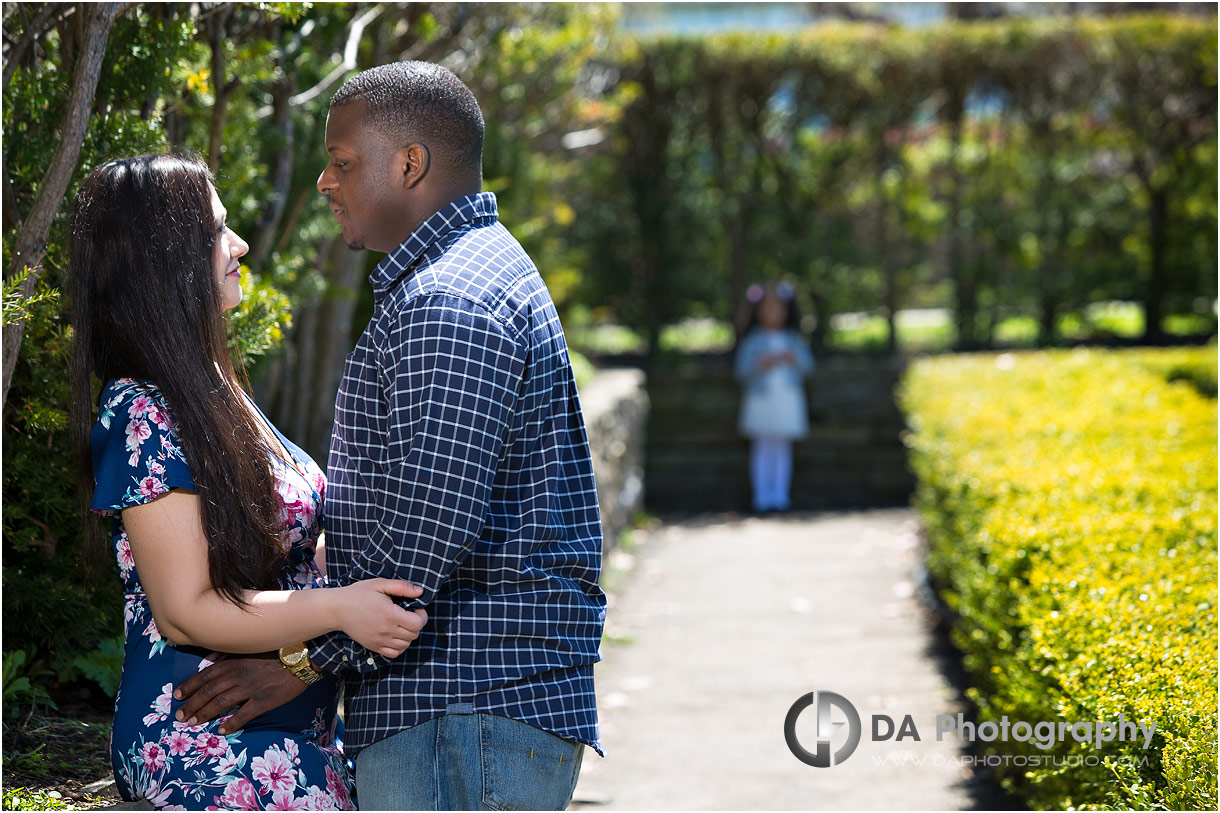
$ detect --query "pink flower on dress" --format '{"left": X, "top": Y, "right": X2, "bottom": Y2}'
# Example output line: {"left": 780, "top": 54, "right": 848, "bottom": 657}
{"left": 283, "top": 737, "right": 301, "bottom": 767}
{"left": 149, "top": 405, "right": 172, "bottom": 430}
{"left": 280, "top": 526, "right": 305, "bottom": 553}
{"left": 125, "top": 418, "right": 152, "bottom": 451}
{"left": 147, "top": 460, "right": 166, "bottom": 476}
{"left": 307, "top": 471, "right": 325, "bottom": 497}
{"left": 129, "top": 394, "right": 154, "bottom": 419}
{"left": 142, "top": 683, "right": 173, "bottom": 727}
{"left": 196, "top": 731, "right": 229, "bottom": 758}
{"left": 140, "top": 741, "right": 166, "bottom": 773}
{"left": 116, "top": 535, "right": 135, "bottom": 575}
{"left": 213, "top": 751, "right": 240, "bottom": 776}
{"left": 128, "top": 449, "right": 141, "bottom": 467}
{"left": 325, "top": 766, "right": 350, "bottom": 809}
{"left": 163, "top": 730, "right": 193, "bottom": 756}
{"left": 277, "top": 487, "right": 311, "bottom": 525}
{"left": 252, "top": 745, "right": 297, "bottom": 799}
{"left": 271, "top": 788, "right": 309, "bottom": 810}
{"left": 300, "top": 786, "right": 335, "bottom": 810}
{"left": 138, "top": 476, "right": 165, "bottom": 500}
{"left": 212, "top": 777, "right": 259, "bottom": 811}
{"left": 144, "top": 617, "right": 162, "bottom": 643}
{"left": 144, "top": 779, "right": 174, "bottom": 808}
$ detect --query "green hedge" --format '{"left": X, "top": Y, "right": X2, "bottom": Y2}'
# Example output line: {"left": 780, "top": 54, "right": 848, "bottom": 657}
{"left": 899, "top": 346, "right": 1218, "bottom": 810}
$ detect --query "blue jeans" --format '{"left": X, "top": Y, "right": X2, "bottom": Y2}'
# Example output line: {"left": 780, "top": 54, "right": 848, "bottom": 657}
{"left": 354, "top": 704, "right": 584, "bottom": 810}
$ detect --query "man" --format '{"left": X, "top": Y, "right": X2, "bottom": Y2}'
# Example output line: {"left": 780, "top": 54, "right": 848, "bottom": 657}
{"left": 176, "top": 61, "right": 605, "bottom": 810}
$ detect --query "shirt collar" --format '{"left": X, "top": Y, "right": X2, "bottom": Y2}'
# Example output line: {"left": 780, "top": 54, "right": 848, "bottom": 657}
{"left": 370, "top": 191, "right": 499, "bottom": 297}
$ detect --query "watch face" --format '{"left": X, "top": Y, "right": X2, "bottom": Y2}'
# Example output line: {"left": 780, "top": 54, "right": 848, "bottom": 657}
{"left": 281, "top": 646, "right": 305, "bottom": 666}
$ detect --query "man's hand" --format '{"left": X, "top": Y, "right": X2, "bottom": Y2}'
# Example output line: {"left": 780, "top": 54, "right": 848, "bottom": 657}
{"left": 174, "top": 653, "right": 306, "bottom": 735}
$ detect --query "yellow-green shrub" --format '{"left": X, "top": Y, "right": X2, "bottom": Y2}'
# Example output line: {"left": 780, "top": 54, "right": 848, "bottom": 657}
{"left": 899, "top": 346, "right": 1217, "bottom": 810}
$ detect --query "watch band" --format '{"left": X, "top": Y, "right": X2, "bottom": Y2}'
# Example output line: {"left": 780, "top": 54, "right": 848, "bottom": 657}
{"left": 278, "top": 642, "right": 324, "bottom": 685}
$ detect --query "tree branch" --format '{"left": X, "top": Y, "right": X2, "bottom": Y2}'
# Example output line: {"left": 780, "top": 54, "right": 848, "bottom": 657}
{"left": 254, "top": 4, "right": 383, "bottom": 119}
{"left": 2, "top": 2, "right": 121, "bottom": 408}
{"left": 2, "top": 3, "right": 63, "bottom": 91}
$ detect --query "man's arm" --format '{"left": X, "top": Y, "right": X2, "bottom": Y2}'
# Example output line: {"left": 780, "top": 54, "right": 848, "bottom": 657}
{"left": 308, "top": 293, "right": 526, "bottom": 675}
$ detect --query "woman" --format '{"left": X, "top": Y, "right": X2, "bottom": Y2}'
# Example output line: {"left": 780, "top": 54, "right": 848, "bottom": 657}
{"left": 69, "top": 154, "right": 425, "bottom": 810}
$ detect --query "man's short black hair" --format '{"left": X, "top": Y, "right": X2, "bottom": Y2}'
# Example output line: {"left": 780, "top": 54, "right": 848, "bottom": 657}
{"left": 331, "top": 61, "right": 484, "bottom": 176}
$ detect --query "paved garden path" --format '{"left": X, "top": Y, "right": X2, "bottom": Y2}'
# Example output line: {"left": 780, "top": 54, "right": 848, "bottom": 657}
{"left": 570, "top": 508, "right": 1005, "bottom": 811}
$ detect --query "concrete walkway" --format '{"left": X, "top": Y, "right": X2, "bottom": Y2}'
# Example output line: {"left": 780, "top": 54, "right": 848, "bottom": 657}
{"left": 571, "top": 508, "right": 999, "bottom": 811}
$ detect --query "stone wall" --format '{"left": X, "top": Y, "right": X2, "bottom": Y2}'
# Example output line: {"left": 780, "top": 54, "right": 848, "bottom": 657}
{"left": 580, "top": 368, "right": 649, "bottom": 549}
{"left": 644, "top": 352, "right": 914, "bottom": 512}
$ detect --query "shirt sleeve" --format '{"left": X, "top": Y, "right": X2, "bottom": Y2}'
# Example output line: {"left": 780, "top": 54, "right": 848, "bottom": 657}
{"left": 90, "top": 380, "right": 196, "bottom": 514}
{"left": 308, "top": 294, "right": 526, "bottom": 675}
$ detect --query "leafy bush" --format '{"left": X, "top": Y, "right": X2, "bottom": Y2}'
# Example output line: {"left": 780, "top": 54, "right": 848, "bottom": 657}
{"left": 2, "top": 9, "right": 294, "bottom": 700}
{"left": 2, "top": 650, "right": 57, "bottom": 717}
{"left": 1130, "top": 344, "right": 1219, "bottom": 399}
{"left": 900, "top": 346, "right": 1218, "bottom": 810}
{"left": 70, "top": 635, "right": 125, "bottom": 699}
{"left": 1, "top": 787, "right": 72, "bottom": 811}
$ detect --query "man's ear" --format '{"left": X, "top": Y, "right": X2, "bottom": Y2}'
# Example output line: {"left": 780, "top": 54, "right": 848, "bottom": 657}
{"left": 399, "top": 144, "right": 429, "bottom": 189}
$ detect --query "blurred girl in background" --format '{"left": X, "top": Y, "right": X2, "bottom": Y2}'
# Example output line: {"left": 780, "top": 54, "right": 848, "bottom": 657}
{"left": 734, "top": 282, "right": 815, "bottom": 513}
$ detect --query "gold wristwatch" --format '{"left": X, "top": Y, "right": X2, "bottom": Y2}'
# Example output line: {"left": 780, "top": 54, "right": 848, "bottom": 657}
{"left": 278, "top": 641, "right": 324, "bottom": 685}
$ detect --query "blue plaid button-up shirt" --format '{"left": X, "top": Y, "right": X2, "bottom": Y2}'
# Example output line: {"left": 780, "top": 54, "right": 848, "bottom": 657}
{"left": 308, "top": 192, "right": 605, "bottom": 756}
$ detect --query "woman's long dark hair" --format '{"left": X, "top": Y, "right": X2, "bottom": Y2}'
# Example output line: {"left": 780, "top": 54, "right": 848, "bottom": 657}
{"left": 69, "top": 154, "right": 284, "bottom": 604}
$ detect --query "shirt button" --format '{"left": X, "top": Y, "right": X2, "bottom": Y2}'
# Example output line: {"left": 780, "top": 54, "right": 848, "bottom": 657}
{"left": 366, "top": 657, "right": 375, "bottom": 666}
{"left": 341, "top": 655, "right": 348, "bottom": 662}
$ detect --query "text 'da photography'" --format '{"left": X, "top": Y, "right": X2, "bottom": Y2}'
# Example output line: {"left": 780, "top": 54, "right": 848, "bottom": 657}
{"left": 2, "top": 2, "right": 1216, "bottom": 813}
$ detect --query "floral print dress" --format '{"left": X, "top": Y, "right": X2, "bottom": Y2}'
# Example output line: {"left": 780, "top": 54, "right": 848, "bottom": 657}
{"left": 91, "top": 378, "right": 354, "bottom": 810}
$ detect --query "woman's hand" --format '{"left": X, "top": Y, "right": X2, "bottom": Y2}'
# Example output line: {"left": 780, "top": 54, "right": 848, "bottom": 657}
{"left": 334, "top": 579, "right": 429, "bottom": 657}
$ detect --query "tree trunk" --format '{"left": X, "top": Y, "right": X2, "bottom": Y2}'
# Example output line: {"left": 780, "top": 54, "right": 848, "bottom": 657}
{"left": 945, "top": 93, "right": 977, "bottom": 350}
{"left": 309, "top": 242, "right": 365, "bottom": 457}
{"left": 1035, "top": 144, "right": 1059, "bottom": 347}
{"left": 728, "top": 159, "right": 762, "bottom": 306}
{"left": 876, "top": 148, "right": 898, "bottom": 355}
{"left": 2, "top": 2, "right": 121, "bottom": 408}
{"left": 808, "top": 286, "right": 829, "bottom": 353}
{"left": 1141, "top": 184, "right": 1169, "bottom": 343}
{"left": 206, "top": 4, "right": 239, "bottom": 172}
{"left": 260, "top": 237, "right": 369, "bottom": 460}
{"left": 1038, "top": 286, "right": 1058, "bottom": 347}
{"left": 249, "top": 74, "right": 295, "bottom": 267}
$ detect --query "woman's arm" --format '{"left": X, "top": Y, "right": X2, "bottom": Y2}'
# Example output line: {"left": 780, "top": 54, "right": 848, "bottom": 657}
{"left": 123, "top": 489, "right": 425, "bottom": 656}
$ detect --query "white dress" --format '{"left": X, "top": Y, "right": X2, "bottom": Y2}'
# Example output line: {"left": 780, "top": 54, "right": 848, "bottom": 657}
{"left": 737, "top": 330, "right": 810, "bottom": 440}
